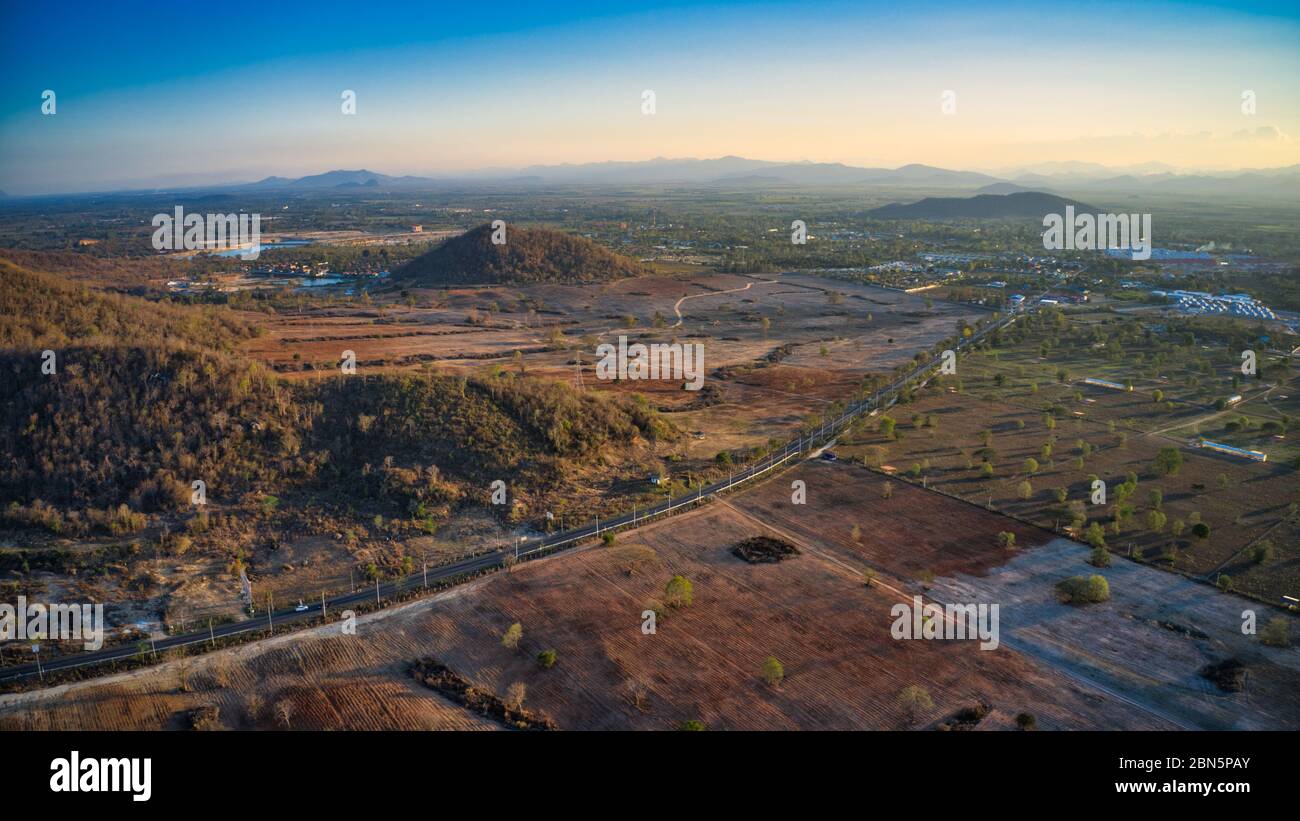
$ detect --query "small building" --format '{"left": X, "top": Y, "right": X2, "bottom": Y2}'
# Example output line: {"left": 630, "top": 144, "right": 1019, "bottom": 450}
{"left": 1082, "top": 377, "right": 1131, "bottom": 392}
{"left": 1198, "top": 440, "right": 1268, "bottom": 462}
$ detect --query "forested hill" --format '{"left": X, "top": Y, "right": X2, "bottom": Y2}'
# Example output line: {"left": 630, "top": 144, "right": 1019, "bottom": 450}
{"left": 0, "top": 259, "right": 670, "bottom": 534}
{"left": 395, "top": 223, "right": 648, "bottom": 285}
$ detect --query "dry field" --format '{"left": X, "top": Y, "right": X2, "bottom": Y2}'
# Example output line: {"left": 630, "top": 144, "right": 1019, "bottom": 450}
{"left": 242, "top": 272, "right": 984, "bottom": 464}
{"left": 0, "top": 611, "right": 499, "bottom": 731}
{"left": 731, "top": 461, "right": 1300, "bottom": 730}
{"left": 243, "top": 273, "right": 981, "bottom": 389}
{"left": 11, "top": 459, "right": 1296, "bottom": 731}
{"left": 833, "top": 384, "right": 1299, "bottom": 600}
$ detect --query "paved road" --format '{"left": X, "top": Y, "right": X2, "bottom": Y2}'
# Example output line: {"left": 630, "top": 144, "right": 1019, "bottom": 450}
{"left": 0, "top": 308, "right": 1024, "bottom": 684}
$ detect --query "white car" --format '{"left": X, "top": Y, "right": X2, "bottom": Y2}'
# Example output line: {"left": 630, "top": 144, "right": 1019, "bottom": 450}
{"left": 294, "top": 601, "right": 309, "bottom": 612}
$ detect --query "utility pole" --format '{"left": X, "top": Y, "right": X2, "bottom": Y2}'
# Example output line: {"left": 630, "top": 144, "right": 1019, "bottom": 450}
{"left": 34, "top": 645, "right": 42, "bottom": 682}
{"left": 423, "top": 561, "right": 428, "bottom": 589}
{"left": 266, "top": 592, "right": 273, "bottom": 635}
{"left": 208, "top": 618, "right": 214, "bottom": 648}
{"left": 350, "top": 568, "right": 355, "bottom": 592}
{"left": 320, "top": 591, "right": 327, "bottom": 620}
{"left": 375, "top": 578, "right": 380, "bottom": 605}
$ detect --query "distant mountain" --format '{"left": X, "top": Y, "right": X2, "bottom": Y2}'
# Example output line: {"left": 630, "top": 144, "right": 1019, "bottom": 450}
{"left": 998, "top": 160, "right": 1179, "bottom": 180}
{"left": 16, "top": 157, "right": 1299, "bottom": 200}
{"left": 245, "top": 169, "right": 438, "bottom": 190}
{"left": 395, "top": 223, "right": 648, "bottom": 286}
{"left": 504, "top": 157, "right": 1002, "bottom": 187}
{"left": 515, "top": 155, "right": 771, "bottom": 184}
{"left": 220, "top": 159, "right": 1005, "bottom": 190}
{"left": 863, "top": 163, "right": 1000, "bottom": 186}
{"left": 868, "top": 191, "right": 1096, "bottom": 220}
{"left": 994, "top": 161, "right": 1300, "bottom": 199}
{"left": 975, "top": 182, "right": 1048, "bottom": 195}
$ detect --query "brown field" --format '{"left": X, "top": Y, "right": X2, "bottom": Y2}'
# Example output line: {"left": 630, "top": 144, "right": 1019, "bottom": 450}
{"left": 0, "top": 617, "right": 499, "bottom": 731}
{"left": 241, "top": 272, "right": 986, "bottom": 467}
{"left": 9, "top": 459, "right": 1295, "bottom": 731}
{"left": 243, "top": 272, "right": 981, "bottom": 392}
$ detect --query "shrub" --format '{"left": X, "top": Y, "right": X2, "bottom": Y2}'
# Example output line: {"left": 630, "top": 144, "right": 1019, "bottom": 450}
{"left": 1084, "top": 521, "right": 1107, "bottom": 550}
{"left": 1251, "top": 540, "right": 1274, "bottom": 564}
{"left": 761, "top": 656, "right": 785, "bottom": 687}
{"left": 997, "top": 531, "right": 1016, "bottom": 549}
{"left": 878, "top": 416, "right": 896, "bottom": 438}
{"left": 501, "top": 622, "right": 523, "bottom": 650}
{"left": 1089, "top": 546, "right": 1111, "bottom": 568}
{"left": 1259, "top": 618, "right": 1291, "bottom": 648}
{"left": 536, "top": 649, "right": 558, "bottom": 669}
{"left": 664, "top": 575, "right": 693, "bottom": 608}
{"left": 1056, "top": 574, "right": 1110, "bottom": 604}
{"left": 897, "top": 685, "right": 934, "bottom": 724}
{"left": 1146, "top": 509, "right": 1167, "bottom": 534}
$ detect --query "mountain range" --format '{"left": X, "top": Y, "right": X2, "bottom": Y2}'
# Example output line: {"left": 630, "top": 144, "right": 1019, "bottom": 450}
{"left": 220, "top": 158, "right": 1299, "bottom": 199}
{"left": 6, "top": 158, "right": 1298, "bottom": 200}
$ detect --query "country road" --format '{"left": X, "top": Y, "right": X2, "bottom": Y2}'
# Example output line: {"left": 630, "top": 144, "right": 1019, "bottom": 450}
{"left": 0, "top": 305, "right": 1025, "bottom": 685}
{"left": 671, "top": 277, "right": 778, "bottom": 327}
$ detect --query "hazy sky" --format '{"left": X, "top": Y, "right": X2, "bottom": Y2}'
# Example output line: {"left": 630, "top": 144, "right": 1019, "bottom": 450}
{"left": 2, "top": 0, "right": 1298, "bottom": 194}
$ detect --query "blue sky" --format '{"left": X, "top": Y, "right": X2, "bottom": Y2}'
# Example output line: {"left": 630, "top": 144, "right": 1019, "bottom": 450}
{"left": 2, "top": 0, "right": 1298, "bottom": 194}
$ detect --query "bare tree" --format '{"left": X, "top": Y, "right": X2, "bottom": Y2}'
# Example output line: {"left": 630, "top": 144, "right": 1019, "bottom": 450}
{"left": 275, "top": 698, "right": 294, "bottom": 730}
{"left": 505, "top": 682, "right": 527, "bottom": 711}
{"left": 620, "top": 679, "right": 650, "bottom": 713}
{"left": 244, "top": 693, "right": 264, "bottom": 725}
{"left": 897, "top": 685, "right": 933, "bottom": 726}
{"left": 209, "top": 656, "right": 232, "bottom": 689}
